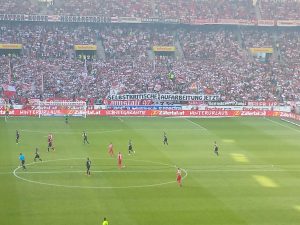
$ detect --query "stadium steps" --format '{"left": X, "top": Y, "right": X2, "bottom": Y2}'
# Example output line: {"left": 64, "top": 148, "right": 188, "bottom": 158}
{"left": 174, "top": 39, "right": 184, "bottom": 60}
{"left": 96, "top": 40, "right": 106, "bottom": 60}
{"left": 271, "top": 32, "right": 284, "bottom": 63}
{"left": 254, "top": 0, "right": 262, "bottom": 20}
{"left": 147, "top": 49, "right": 155, "bottom": 60}
{"left": 236, "top": 28, "right": 252, "bottom": 61}
{"left": 150, "top": 0, "right": 156, "bottom": 17}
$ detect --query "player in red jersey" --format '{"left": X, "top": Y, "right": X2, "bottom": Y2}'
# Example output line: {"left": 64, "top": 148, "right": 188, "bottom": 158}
{"left": 176, "top": 168, "right": 182, "bottom": 187}
{"left": 108, "top": 142, "right": 114, "bottom": 157}
{"left": 47, "top": 133, "right": 55, "bottom": 152}
{"left": 117, "top": 152, "right": 122, "bottom": 169}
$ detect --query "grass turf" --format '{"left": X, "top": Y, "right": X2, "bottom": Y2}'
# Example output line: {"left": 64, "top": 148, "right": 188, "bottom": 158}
{"left": 0, "top": 116, "right": 300, "bottom": 225}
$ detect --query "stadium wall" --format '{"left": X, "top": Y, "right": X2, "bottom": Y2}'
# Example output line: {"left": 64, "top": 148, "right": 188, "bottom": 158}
{"left": 1, "top": 14, "right": 300, "bottom": 27}
{"left": 0, "top": 109, "right": 299, "bottom": 120}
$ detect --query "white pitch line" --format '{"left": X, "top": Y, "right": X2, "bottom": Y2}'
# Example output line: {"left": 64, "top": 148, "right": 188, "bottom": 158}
{"left": 118, "top": 117, "right": 124, "bottom": 122}
{"left": 15, "top": 169, "right": 177, "bottom": 174}
{"left": 13, "top": 170, "right": 179, "bottom": 189}
{"left": 12, "top": 157, "right": 188, "bottom": 189}
{"left": 19, "top": 129, "right": 123, "bottom": 135}
{"left": 186, "top": 169, "right": 282, "bottom": 172}
{"left": 264, "top": 117, "right": 300, "bottom": 133}
{"left": 184, "top": 118, "right": 207, "bottom": 130}
{"left": 6, "top": 168, "right": 300, "bottom": 175}
{"left": 280, "top": 118, "right": 300, "bottom": 127}
{"left": 19, "top": 128, "right": 205, "bottom": 134}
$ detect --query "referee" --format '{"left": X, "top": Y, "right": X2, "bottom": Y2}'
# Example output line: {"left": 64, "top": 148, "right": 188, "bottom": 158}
{"left": 19, "top": 153, "right": 26, "bottom": 169}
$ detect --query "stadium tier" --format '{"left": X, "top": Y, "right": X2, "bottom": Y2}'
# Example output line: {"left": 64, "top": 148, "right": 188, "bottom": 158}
{"left": 1, "top": 2, "right": 300, "bottom": 225}
{"left": 1, "top": 0, "right": 300, "bottom": 21}
{"left": 0, "top": 24, "right": 299, "bottom": 103}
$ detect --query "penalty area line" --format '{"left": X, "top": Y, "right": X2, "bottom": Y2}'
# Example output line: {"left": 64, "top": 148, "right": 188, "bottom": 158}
{"left": 184, "top": 118, "right": 207, "bottom": 130}
{"left": 264, "top": 117, "right": 300, "bottom": 133}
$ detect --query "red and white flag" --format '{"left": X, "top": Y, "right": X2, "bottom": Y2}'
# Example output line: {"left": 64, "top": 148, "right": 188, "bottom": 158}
{"left": 1, "top": 84, "right": 16, "bottom": 97}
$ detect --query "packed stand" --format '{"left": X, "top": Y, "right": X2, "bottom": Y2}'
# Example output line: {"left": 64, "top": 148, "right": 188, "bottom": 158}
{"left": 101, "top": 27, "right": 175, "bottom": 60}
{"left": 0, "top": 0, "right": 41, "bottom": 15}
{"left": 234, "top": 0, "right": 256, "bottom": 20}
{"left": 277, "top": 30, "right": 300, "bottom": 64}
{"left": 49, "top": 0, "right": 257, "bottom": 21}
{"left": 178, "top": 28, "right": 244, "bottom": 61}
{"left": 0, "top": 24, "right": 299, "bottom": 103}
{"left": 0, "top": 24, "right": 99, "bottom": 59}
{"left": 241, "top": 29, "right": 274, "bottom": 48}
{"left": 101, "top": 27, "right": 150, "bottom": 59}
{"left": 1, "top": 0, "right": 257, "bottom": 21}
{"left": 259, "top": 0, "right": 300, "bottom": 20}
{"left": 50, "top": 0, "right": 153, "bottom": 17}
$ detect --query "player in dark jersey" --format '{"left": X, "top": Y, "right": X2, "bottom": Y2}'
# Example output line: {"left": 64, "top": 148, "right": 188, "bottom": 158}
{"left": 128, "top": 140, "right": 134, "bottom": 155}
{"left": 83, "top": 131, "right": 89, "bottom": 144}
{"left": 86, "top": 157, "right": 91, "bottom": 175}
{"left": 163, "top": 132, "right": 168, "bottom": 145}
{"left": 65, "top": 115, "right": 69, "bottom": 124}
{"left": 214, "top": 141, "right": 219, "bottom": 156}
{"left": 34, "top": 148, "right": 42, "bottom": 162}
{"left": 16, "top": 130, "right": 20, "bottom": 144}
{"left": 47, "top": 134, "right": 55, "bottom": 152}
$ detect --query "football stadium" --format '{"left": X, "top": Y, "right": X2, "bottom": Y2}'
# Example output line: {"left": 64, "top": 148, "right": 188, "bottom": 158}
{"left": 1, "top": 1, "right": 300, "bottom": 225}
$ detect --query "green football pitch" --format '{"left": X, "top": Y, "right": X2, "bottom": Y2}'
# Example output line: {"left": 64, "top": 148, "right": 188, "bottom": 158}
{"left": 1, "top": 116, "right": 300, "bottom": 225}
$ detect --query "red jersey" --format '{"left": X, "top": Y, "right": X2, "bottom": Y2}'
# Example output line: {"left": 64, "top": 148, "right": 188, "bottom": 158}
{"left": 177, "top": 169, "right": 182, "bottom": 180}
{"left": 118, "top": 153, "right": 122, "bottom": 161}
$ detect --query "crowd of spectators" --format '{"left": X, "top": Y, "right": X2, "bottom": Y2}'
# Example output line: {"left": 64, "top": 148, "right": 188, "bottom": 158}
{"left": 101, "top": 26, "right": 175, "bottom": 59}
{"left": 0, "top": 24, "right": 175, "bottom": 60}
{"left": 0, "top": 24, "right": 97, "bottom": 59}
{"left": 259, "top": 0, "right": 300, "bottom": 20}
{"left": 241, "top": 29, "right": 274, "bottom": 48}
{"left": 50, "top": 0, "right": 153, "bottom": 18}
{"left": 0, "top": 24, "right": 299, "bottom": 103}
{"left": 178, "top": 28, "right": 243, "bottom": 61}
{"left": 0, "top": 0, "right": 41, "bottom": 15}
{"left": 2, "top": 0, "right": 300, "bottom": 21}
{"left": 277, "top": 30, "right": 300, "bottom": 64}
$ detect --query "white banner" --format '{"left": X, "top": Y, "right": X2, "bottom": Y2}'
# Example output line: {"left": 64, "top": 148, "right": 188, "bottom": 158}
{"left": 106, "top": 93, "right": 220, "bottom": 101}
